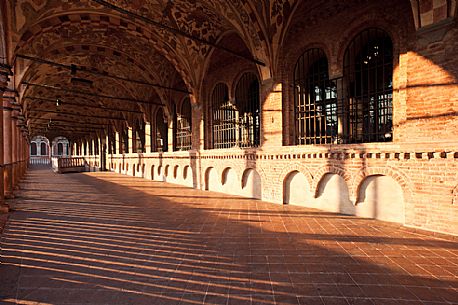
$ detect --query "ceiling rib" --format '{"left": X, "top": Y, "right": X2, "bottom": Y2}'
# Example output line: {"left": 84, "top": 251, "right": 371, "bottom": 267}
{"left": 33, "top": 124, "right": 104, "bottom": 132}
{"left": 27, "top": 109, "right": 126, "bottom": 121}
{"left": 25, "top": 96, "right": 143, "bottom": 114}
{"left": 16, "top": 54, "right": 191, "bottom": 94}
{"left": 30, "top": 117, "right": 109, "bottom": 126}
{"left": 22, "top": 82, "right": 163, "bottom": 106}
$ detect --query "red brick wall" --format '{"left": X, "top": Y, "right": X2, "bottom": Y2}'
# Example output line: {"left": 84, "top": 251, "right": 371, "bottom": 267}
{"left": 81, "top": 1, "right": 458, "bottom": 236}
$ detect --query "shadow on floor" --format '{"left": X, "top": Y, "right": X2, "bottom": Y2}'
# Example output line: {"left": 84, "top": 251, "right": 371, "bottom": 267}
{"left": 0, "top": 168, "right": 457, "bottom": 305}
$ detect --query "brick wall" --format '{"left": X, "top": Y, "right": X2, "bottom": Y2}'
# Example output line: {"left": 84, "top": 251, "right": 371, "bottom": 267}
{"left": 91, "top": 141, "right": 458, "bottom": 236}
{"left": 80, "top": 0, "right": 458, "bottom": 236}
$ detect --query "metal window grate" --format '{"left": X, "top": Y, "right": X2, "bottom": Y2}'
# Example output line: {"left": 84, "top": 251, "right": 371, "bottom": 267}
{"left": 93, "top": 141, "right": 98, "bottom": 156}
{"left": 135, "top": 121, "right": 146, "bottom": 153}
{"left": 234, "top": 72, "right": 261, "bottom": 148}
{"left": 155, "top": 108, "right": 168, "bottom": 152}
{"left": 294, "top": 48, "right": 339, "bottom": 145}
{"left": 121, "top": 128, "right": 129, "bottom": 154}
{"left": 344, "top": 28, "right": 393, "bottom": 143}
{"left": 175, "top": 98, "right": 192, "bottom": 151}
{"left": 108, "top": 129, "right": 116, "bottom": 155}
{"left": 211, "top": 83, "right": 239, "bottom": 149}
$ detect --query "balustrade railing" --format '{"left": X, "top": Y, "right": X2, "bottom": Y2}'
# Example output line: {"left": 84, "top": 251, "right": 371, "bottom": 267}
{"left": 29, "top": 156, "right": 51, "bottom": 165}
{"left": 52, "top": 157, "right": 88, "bottom": 173}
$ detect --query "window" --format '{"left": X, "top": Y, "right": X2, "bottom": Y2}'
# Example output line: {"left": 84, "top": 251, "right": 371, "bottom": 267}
{"left": 58, "top": 143, "right": 64, "bottom": 155}
{"left": 210, "top": 83, "right": 238, "bottom": 149}
{"left": 294, "top": 48, "right": 339, "bottom": 145}
{"left": 234, "top": 72, "right": 261, "bottom": 148}
{"left": 155, "top": 108, "right": 168, "bottom": 152}
{"left": 135, "top": 121, "right": 146, "bottom": 153}
{"left": 40, "top": 142, "right": 47, "bottom": 156}
{"left": 31, "top": 143, "right": 37, "bottom": 156}
{"left": 108, "top": 129, "right": 116, "bottom": 154}
{"left": 175, "top": 97, "right": 192, "bottom": 151}
{"left": 94, "top": 140, "right": 99, "bottom": 155}
{"left": 344, "top": 28, "right": 393, "bottom": 143}
{"left": 120, "top": 127, "right": 129, "bottom": 154}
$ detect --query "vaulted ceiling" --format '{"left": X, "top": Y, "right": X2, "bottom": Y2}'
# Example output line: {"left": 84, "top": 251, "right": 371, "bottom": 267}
{"left": 0, "top": 0, "right": 427, "bottom": 142}
{"left": 4, "top": 0, "right": 299, "bottom": 141}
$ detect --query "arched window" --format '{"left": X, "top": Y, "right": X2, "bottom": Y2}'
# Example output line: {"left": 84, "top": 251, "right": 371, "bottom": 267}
{"left": 94, "top": 140, "right": 99, "bottom": 155}
{"left": 40, "top": 142, "right": 47, "bottom": 156}
{"left": 31, "top": 142, "right": 37, "bottom": 156}
{"left": 108, "top": 129, "right": 116, "bottom": 154}
{"left": 175, "top": 97, "right": 192, "bottom": 151}
{"left": 211, "top": 83, "right": 237, "bottom": 149}
{"left": 294, "top": 48, "right": 338, "bottom": 145}
{"left": 135, "top": 120, "right": 146, "bottom": 153}
{"left": 234, "top": 72, "right": 260, "bottom": 148}
{"left": 344, "top": 28, "right": 393, "bottom": 143}
{"left": 58, "top": 143, "right": 64, "bottom": 155}
{"left": 120, "top": 127, "right": 129, "bottom": 154}
{"left": 155, "top": 108, "right": 168, "bottom": 152}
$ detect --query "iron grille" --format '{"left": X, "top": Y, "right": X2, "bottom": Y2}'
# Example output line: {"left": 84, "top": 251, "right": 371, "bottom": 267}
{"left": 234, "top": 72, "right": 260, "bottom": 148}
{"left": 135, "top": 121, "right": 146, "bottom": 153}
{"left": 108, "top": 129, "right": 116, "bottom": 154}
{"left": 211, "top": 83, "right": 238, "bottom": 149}
{"left": 344, "top": 28, "right": 393, "bottom": 143}
{"left": 294, "top": 48, "right": 339, "bottom": 145}
{"left": 155, "top": 108, "right": 168, "bottom": 152}
{"left": 121, "top": 128, "right": 129, "bottom": 154}
{"left": 93, "top": 141, "right": 98, "bottom": 156}
{"left": 175, "top": 98, "right": 192, "bottom": 151}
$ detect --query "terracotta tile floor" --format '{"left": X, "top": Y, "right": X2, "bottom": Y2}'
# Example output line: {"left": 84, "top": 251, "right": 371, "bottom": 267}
{"left": 0, "top": 168, "right": 457, "bottom": 305}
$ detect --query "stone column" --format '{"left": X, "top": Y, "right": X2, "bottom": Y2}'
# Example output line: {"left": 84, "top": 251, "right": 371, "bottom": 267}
{"left": 11, "top": 107, "right": 19, "bottom": 189}
{"left": 128, "top": 127, "right": 133, "bottom": 154}
{"left": 132, "top": 126, "right": 137, "bottom": 154}
{"left": 145, "top": 123, "right": 152, "bottom": 153}
{"left": 190, "top": 96, "right": 203, "bottom": 190}
{"left": 16, "top": 122, "right": 20, "bottom": 180}
{"left": 20, "top": 132, "right": 26, "bottom": 180}
{"left": 18, "top": 134, "right": 23, "bottom": 178}
{"left": 167, "top": 115, "right": 174, "bottom": 152}
{"left": 3, "top": 95, "right": 14, "bottom": 198}
{"left": 105, "top": 134, "right": 110, "bottom": 170}
{"left": 191, "top": 101, "right": 204, "bottom": 151}
{"left": 115, "top": 131, "right": 120, "bottom": 154}
{"left": 19, "top": 133, "right": 25, "bottom": 179}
